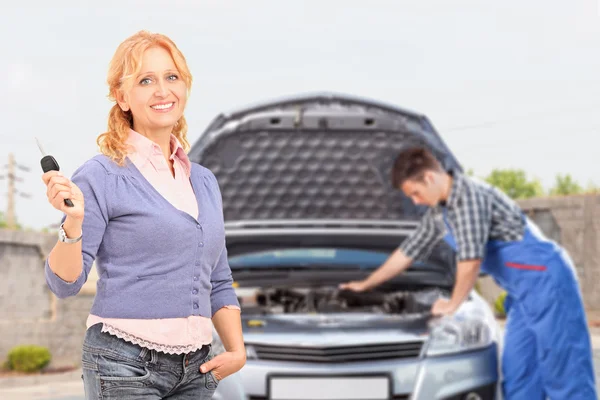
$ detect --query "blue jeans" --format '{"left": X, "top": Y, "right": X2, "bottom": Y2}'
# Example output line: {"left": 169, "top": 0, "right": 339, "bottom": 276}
{"left": 81, "top": 323, "right": 219, "bottom": 399}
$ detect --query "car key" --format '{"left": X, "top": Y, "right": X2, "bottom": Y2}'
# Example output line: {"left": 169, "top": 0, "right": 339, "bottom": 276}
{"left": 35, "top": 137, "right": 74, "bottom": 207}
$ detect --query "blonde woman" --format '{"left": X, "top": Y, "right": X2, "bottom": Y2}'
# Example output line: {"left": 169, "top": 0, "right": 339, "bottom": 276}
{"left": 41, "top": 31, "right": 245, "bottom": 399}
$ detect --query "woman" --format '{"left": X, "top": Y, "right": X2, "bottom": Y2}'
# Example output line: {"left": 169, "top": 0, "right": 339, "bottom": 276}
{"left": 41, "top": 30, "right": 245, "bottom": 399}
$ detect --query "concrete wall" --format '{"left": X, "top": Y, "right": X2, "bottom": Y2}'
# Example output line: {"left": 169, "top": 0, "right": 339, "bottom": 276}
{"left": 1, "top": 193, "right": 599, "bottom": 367}
{"left": 478, "top": 193, "right": 600, "bottom": 310}
{"left": 0, "top": 229, "right": 97, "bottom": 368}
{"left": 520, "top": 194, "right": 600, "bottom": 309}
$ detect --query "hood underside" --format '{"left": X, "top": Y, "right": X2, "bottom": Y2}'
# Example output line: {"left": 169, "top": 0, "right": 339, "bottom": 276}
{"left": 190, "top": 92, "right": 460, "bottom": 282}
{"left": 189, "top": 92, "right": 462, "bottom": 222}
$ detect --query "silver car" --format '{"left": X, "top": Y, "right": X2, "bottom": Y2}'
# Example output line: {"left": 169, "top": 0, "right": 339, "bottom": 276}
{"left": 190, "top": 93, "right": 503, "bottom": 400}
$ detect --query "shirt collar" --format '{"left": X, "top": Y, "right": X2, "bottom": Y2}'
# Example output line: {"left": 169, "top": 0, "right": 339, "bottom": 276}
{"left": 444, "top": 170, "right": 464, "bottom": 209}
{"left": 126, "top": 129, "right": 191, "bottom": 177}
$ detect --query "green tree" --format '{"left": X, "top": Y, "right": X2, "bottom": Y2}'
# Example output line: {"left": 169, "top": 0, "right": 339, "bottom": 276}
{"left": 549, "top": 174, "right": 582, "bottom": 196}
{"left": 585, "top": 181, "right": 600, "bottom": 194}
{"left": 484, "top": 169, "right": 544, "bottom": 199}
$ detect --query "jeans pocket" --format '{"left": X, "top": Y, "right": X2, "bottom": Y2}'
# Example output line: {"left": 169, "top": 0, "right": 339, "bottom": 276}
{"left": 203, "top": 351, "right": 220, "bottom": 390}
{"left": 97, "top": 353, "right": 151, "bottom": 384}
{"left": 206, "top": 370, "right": 220, "bottom": 390}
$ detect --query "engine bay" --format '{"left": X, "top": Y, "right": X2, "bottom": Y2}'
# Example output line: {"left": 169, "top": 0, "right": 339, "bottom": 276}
{"left": 240, "top": 286, "right": 450, "bottom": 315}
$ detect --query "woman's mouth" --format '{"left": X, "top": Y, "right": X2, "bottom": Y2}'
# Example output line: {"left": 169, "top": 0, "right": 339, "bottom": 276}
{"left": 150, "top": 102, "right": 175, "bottom": 112}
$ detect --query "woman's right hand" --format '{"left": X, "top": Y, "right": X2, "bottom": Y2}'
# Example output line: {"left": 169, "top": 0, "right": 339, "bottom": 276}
{"left": 42, "top": 171, "right": 85, "bottom": 221}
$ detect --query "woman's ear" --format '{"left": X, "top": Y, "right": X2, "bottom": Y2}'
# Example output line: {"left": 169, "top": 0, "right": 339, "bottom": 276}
{"left": 115, "top": 90, "right": 129, "bottom": 112}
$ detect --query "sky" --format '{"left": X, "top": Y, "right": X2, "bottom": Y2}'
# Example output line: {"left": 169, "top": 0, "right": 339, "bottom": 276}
{"left": 1, "top": 0, "right": 599, "bottom": 230}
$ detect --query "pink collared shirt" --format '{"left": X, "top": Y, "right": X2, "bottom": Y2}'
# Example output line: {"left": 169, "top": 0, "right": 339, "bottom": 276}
{"left": 86, "top": 129, "right": 239, "bottom": 354}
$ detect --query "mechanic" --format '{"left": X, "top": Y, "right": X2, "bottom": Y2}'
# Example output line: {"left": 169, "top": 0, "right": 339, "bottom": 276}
{"left": 340, "top": 146, "right": 597, "bottom": 399}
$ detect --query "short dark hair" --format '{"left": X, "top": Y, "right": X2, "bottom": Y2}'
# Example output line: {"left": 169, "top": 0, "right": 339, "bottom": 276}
{"left": 391, "top": 146, "right": 443, "bottom": 188}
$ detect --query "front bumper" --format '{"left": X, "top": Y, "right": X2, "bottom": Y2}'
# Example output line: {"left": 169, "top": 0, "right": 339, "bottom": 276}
{"left": 213, "top": 343, "right": 499, "bottom": 400}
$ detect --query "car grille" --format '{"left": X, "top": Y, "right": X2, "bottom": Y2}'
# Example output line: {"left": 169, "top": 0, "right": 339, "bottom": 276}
{"left": 249, "top": 395, "right": 410, "bottom": 400}
{"left": 247, "top": 341, "right": 423, "bottom": 363}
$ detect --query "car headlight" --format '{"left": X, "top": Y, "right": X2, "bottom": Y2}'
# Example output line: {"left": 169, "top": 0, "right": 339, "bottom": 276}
{"left": 425, "top": 303, "right": 495, "bottom": 357}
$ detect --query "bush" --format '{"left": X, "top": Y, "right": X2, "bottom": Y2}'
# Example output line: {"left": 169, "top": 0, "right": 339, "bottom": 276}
{"left": 7, "top": 345, "right": 51, "bottom": 373}
{"left": 494, "top": 291, "right": 507, "bottom": 318}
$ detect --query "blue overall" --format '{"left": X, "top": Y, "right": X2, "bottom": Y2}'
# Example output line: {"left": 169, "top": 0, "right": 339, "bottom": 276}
{"left": 442, "top": 211, "right": 597, "bottom": 399}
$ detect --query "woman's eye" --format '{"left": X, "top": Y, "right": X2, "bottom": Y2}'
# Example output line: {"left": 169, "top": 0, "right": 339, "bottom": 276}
{"left": 140, "top": 77, "right": 152, "bottom": 85}
{"left": 167, "top": 74, "right": 179, "bottom": 81}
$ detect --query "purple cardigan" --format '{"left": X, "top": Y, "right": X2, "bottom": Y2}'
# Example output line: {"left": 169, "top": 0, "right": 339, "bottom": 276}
{"left": 45, "top": 155, "right": 240, "bottom": 319}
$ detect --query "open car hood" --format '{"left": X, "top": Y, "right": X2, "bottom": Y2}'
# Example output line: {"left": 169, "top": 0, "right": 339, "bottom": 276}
{"left": 189, "top": 92, "right": 462, "bottom": 285}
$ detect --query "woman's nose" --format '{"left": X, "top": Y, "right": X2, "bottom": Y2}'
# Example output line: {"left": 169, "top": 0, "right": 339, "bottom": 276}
{"left": 155, "top": 80, "right": 168, "bottom": 97}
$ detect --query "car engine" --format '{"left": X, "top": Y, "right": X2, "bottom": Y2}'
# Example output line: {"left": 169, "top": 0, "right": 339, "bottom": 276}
{"left": 247, "top": 287, "right": 449, "bottom": 315}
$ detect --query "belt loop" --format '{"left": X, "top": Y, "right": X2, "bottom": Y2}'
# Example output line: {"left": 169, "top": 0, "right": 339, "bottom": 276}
{"left": 138, "top": 347, "right": 148, "bottom": 361}
{"left": 150, "top": 349, "right": 158, "bottom": 365}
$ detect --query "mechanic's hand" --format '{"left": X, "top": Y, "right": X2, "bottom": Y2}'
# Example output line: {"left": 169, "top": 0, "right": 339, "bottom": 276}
{"left": 338, "top": 280, "right": 367, "bottom": 292}
{"left": 431, "top": 298, "right": 457, "bottom": 316}
{"left": 42, "top": 171, "right": 84, "bottom": 221}
{"left": 200, "top": 350, "right": 246, "bottom": 382}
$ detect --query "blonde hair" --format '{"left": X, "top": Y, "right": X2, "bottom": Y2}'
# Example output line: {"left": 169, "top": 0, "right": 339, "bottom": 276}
{"left": 97, "top": 30, "right": 192, "bottom": 165}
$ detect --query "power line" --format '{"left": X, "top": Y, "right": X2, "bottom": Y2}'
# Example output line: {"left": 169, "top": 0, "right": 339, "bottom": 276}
{"left": 441, "top": 106, "right": 599, "bottom": 132}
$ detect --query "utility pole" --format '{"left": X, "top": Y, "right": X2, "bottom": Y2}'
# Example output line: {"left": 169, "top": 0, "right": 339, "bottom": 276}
{"left": 7, "top": 153, "right": 15, "bottom": 229}
{"left": 0, "top": 153, "right": 31, "bottom": 230}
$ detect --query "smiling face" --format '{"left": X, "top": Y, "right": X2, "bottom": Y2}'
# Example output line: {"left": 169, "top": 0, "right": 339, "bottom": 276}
{"left": 117, "top": 46, "right": 187, "bottom": 137}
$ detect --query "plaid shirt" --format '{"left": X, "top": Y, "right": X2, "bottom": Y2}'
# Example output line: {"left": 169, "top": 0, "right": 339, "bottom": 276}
{"left": 399, "top": 171, "right": 525, "bottom": 262}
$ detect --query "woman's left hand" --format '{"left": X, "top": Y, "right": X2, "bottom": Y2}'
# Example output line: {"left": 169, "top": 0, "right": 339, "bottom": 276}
{"left": 200, "top": 350, "right": 246, "bottom": 381}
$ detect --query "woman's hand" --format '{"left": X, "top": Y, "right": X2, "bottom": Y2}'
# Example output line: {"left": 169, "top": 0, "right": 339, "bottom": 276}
{"left": 42, "top": 171, "right": 84, "bottom": 221}
{"left": 200, "top": 350, "right": 246, "bottom": 381}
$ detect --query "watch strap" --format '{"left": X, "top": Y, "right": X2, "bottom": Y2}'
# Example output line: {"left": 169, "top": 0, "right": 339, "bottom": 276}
{"left": 58, "top": 222, "right": 83, "bottom": 244}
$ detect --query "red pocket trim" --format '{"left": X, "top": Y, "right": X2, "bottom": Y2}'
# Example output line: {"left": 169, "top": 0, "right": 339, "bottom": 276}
{"left": 505, "top": 261, "right": 547, "bottom": 271}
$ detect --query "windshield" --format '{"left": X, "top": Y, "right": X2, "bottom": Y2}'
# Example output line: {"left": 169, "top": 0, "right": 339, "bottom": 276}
{"left": 228, "top": 248, "right": 431, "bottom": 270}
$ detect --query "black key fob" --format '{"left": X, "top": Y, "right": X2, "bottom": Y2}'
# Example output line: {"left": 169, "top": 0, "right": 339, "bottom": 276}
{"left": 36, "top": 139, "right": 75, "bottom": 208}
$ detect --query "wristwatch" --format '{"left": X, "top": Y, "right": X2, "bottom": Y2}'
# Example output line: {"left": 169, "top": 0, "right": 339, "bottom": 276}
{"left": 58, "top": 223, "right": 83, "bottom": 244}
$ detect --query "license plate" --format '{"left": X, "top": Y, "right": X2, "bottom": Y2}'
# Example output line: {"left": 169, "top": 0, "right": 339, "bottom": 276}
{"left": 269, "top": 376, "right": 390, "bottom": 400}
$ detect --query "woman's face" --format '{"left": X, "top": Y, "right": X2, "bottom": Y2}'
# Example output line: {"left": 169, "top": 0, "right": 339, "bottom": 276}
{"left": 120, "top": 46, "right": 187, "bottom": 136}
